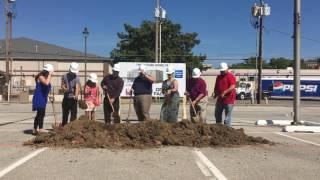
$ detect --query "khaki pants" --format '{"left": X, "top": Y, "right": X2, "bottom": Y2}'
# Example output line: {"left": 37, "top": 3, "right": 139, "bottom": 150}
{"left": 134, "top": 95, "right": 152, "bottom": 121}
{"left": 190, "top": 96, "right": 208, "bottom": 123}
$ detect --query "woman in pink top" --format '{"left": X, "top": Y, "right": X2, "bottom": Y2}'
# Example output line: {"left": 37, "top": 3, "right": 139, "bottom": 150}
{"left": 84, "top": 73, "right": 101, "bottom": 120}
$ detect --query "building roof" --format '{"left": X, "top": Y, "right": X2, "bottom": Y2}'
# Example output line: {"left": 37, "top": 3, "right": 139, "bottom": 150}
{"left": 202, "top": 69, "right": 320, "bottom": 76}
{"left": 0, "top": 37, "right": 111, "bottom": 61}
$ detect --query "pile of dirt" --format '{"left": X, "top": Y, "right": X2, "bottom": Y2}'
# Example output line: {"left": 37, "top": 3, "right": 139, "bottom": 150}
{"left": 25, "top": 116, "right": 271, "bottom": 149}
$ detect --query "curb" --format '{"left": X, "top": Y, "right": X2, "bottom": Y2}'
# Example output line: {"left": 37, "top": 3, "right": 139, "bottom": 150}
{"left": 255, "top": 120, "right": 292, "bottom": 126}
{"left": 282, "top": 126, "right": 320, "bottom": 133}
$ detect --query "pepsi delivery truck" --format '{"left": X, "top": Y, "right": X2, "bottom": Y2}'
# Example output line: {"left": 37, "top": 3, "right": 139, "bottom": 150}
{"left": 262, "top": 77, "right": 320, "bottom": 99}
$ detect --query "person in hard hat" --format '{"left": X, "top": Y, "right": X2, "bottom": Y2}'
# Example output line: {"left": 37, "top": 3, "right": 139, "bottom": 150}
{"left": 160, "top": 65, "right": 180, "bottom": 123}
{"left": 84, "top": 73, "right": 101, "bottom": 121}
{"left": 185, "top": 68, "right": 208, "bottom": 123}
{"left": 101, "top": 63, "right": 124, "bottom": 124}
{"left": 61, "top": 62, "right": 81, "bottom": 126}
{"left": 131, "top": 64, "right": 155, "bottom": 121}
{"left": 32, "top": 64, "right": 54, "bottom": 134}
{"left": 213, "top": 62, "right": 236, "bottom": 127}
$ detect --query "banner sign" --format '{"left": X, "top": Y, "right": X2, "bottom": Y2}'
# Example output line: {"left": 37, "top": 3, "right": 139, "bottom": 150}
{"left": 118, "top": 62, "right": 186, "bottom": 97}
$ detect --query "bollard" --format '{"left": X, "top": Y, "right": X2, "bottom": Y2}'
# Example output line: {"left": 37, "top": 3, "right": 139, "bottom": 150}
{"left": 264, "top": 96, "right": 269, "bottom": 104}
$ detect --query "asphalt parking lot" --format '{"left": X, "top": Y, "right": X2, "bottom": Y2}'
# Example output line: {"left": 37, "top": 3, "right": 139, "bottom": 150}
{"left": 0, "top": 101, "right": 319, "bottom": 180}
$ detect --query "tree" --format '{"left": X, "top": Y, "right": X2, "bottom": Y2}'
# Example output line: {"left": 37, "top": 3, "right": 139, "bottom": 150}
{"left": 269, "top": 57, "right": 293, "bottom": 69}
{"left": 111, "top": 20, "right": 206, "bottom": 71}
{"left": 230, "top": 57, "right": 271, "bottom": 69}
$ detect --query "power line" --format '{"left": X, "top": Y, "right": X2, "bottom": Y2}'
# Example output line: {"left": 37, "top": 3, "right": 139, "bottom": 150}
{"left": 0, "top": 50, "right": 106, "bottom": 59}
{"left": 265, "top": 27, "right": 320, "bottom": 44}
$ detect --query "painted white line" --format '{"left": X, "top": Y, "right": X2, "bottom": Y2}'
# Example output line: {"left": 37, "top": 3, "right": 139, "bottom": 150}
{"left": 195, "top": 160, "right": 213, "bottom": 177}
{"left": 246, "top": 132, "right": 279, "bottom": 134}
{"left": 0, "top": 147, "right": 48, "bottom": 178}
{"left": 193, "top": 149, "right": 227, "bottom": 180}
{"left": 275, "top": 132, "right": 320, "bottom": 147}
{"left": 247, "top": 131, "right": 320, "bottom": 135}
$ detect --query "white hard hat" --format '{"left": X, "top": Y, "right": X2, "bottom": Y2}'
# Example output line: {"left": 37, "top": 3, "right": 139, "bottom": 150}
{"left": 166, "top": 65, "right": 175, "bottom": 75}
{"left": 69, "top": 62, "right": 79, "bottom": 74}
{"left": 112, "top": 64, "right": 120, "bottom": 72}
{"left": 138, "top": 64, "right": 146, "bottom": 72}
{"left": 43, "top": 64, "right": 54, "bottom": 73}
{"left": 219, "top": 62, "right": 228, "bottom": 71}
{"left": 88, "top": 73, "right": 98, "bottom": 83}
{"left": 192, "top": 68, "right": 201, "bottom": 78}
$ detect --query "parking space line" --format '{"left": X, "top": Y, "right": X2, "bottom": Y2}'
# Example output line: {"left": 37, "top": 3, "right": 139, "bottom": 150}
{"left": 0, "top": 147, "right": 48, "bottom": 178}
{"left": 195, "top": 160, "right": 214, "bottom": 178}
{"left": 193, "top": 148, "right": 227, "bottom": 180}
{"left": 275, "top": 132, "right": 320, "bottom": 147}
{"left": 246, "top": 132, "right": 279, "bottom": 134}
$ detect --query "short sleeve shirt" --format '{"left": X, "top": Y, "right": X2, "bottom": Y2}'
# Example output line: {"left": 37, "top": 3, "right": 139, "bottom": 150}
{"left": 214, "top": 72, "right": 236, "bottom": 104}
{"left": 63, "top": 73, "right": 80, "bottom": 98}
{"left": 187, "top": 78, "right": 208, "bottom": 101}
{"left": 132, "top": 75, "right": 153, "bottom": 96}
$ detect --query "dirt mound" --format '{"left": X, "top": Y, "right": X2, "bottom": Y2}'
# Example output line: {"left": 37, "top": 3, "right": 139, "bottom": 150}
{"left": 25, "top": 116, "right": 271, "bottom": 149}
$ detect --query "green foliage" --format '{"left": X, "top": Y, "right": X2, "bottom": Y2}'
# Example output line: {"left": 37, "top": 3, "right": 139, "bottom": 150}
{"left": 230, "top": 57, "right": 271, "bottom": 69}
{"left": 269, "top": 57, "right": 293, "bottom": 69}
{"left": 111, "top": 20, "right": 206, "bottom": 71}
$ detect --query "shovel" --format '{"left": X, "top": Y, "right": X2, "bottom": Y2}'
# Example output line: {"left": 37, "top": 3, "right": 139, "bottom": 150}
{"left": 50, "top": 89, "right": 60, "bottom": 129}
{"left": 189, "top": 97, "right": 201, "bottom": 123}
{"left": 125, "top": 94, "right": 133, "bottom": 123}
{"left": 106, "top": 92, "right": 121, "bottom": 123}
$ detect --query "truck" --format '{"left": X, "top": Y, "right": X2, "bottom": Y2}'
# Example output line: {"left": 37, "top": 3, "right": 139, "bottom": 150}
{"left": 262, "top": 77, "right": 320, "bottom": 99}
{"left": 236, "top": 81, "right": 255, "bottom": 100}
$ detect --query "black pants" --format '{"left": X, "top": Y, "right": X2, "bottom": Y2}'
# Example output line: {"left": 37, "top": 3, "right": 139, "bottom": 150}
{"left": 34, "top": 108, "right": 45, "bottom": 129}
{"left": 103, "top": 97, "right": 120, "bottom": 123}
{"left": 62, "top": 98, "right": 78, "bottom": 126}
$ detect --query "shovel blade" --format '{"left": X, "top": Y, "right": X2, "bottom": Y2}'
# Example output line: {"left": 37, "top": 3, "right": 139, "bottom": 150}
{"left": 113, "top": 113, "right": 121, "bottom": 123}
{"left": 191, "top": 116, "right": 200, "bottom": 123}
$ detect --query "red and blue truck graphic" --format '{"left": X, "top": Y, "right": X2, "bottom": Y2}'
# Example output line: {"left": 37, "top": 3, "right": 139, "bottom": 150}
{"left": 262, "top": 78, "right": 320, "bottom": 98}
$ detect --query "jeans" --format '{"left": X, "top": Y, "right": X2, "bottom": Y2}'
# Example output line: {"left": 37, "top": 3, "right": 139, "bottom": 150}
{"left": 62, "top": 98, "right": 78, "bottom": 126}
{"left": 215, "top": 102, "right": 234, "bottom": 127}
{"left": 34, "top": 108, "right": 45, "bottom": 129}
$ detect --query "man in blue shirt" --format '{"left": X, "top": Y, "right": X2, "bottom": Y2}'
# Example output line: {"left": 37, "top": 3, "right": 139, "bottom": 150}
{"left": 131, "top": 64, "right": 155, "bottom": 121}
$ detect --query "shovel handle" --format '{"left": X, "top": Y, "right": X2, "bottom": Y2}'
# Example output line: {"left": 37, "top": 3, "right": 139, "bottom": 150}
{"left": 189, "top": 97, "right": 197, "bottom": 116}
{"left": 50, "top": 88, "right": 58, "bottom": 126}
{"left": 106, "top": 92, "right": 115, "bottom": 113}
{"left": 126, "top": 95, "right": 132, "bottom": 120}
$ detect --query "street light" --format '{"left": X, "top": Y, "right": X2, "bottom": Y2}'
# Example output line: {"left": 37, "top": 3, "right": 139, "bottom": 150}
{"left": 82, "top": 27, "right": 89, "bottom": 83}
{"left": 5, "top": 0, "right": 17, "bottom": 103}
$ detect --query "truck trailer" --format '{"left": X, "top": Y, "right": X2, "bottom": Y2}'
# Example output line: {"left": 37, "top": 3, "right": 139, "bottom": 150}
{"left": 262, "top": 77, "right": 320, "bottom": 99}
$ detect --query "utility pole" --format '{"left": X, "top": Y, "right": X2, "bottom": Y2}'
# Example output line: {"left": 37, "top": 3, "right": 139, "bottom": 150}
{"left": 293, "top": 0, "right": 301, "bottom": 124}
{"left": 159, "top": 21, "right": 162, "bottom": 63}
{"left": 5, "top": 0, "right": 10, "bottom": 102}
{"left": 251, "top": 1, "right": 270, "bottom": 104}
{"left": 154, "top": 0, "right": 166, "bottom": 63}
{"left": 257, "top": 8, "right": 263, "bottom": 104}
{"left": 155, "top": 0, "right": 160, "bottom": 63}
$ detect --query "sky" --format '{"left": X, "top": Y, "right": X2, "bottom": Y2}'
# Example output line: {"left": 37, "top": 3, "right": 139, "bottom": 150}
{"left": 3, "top": 0, "right": 320, "bottom": 66}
